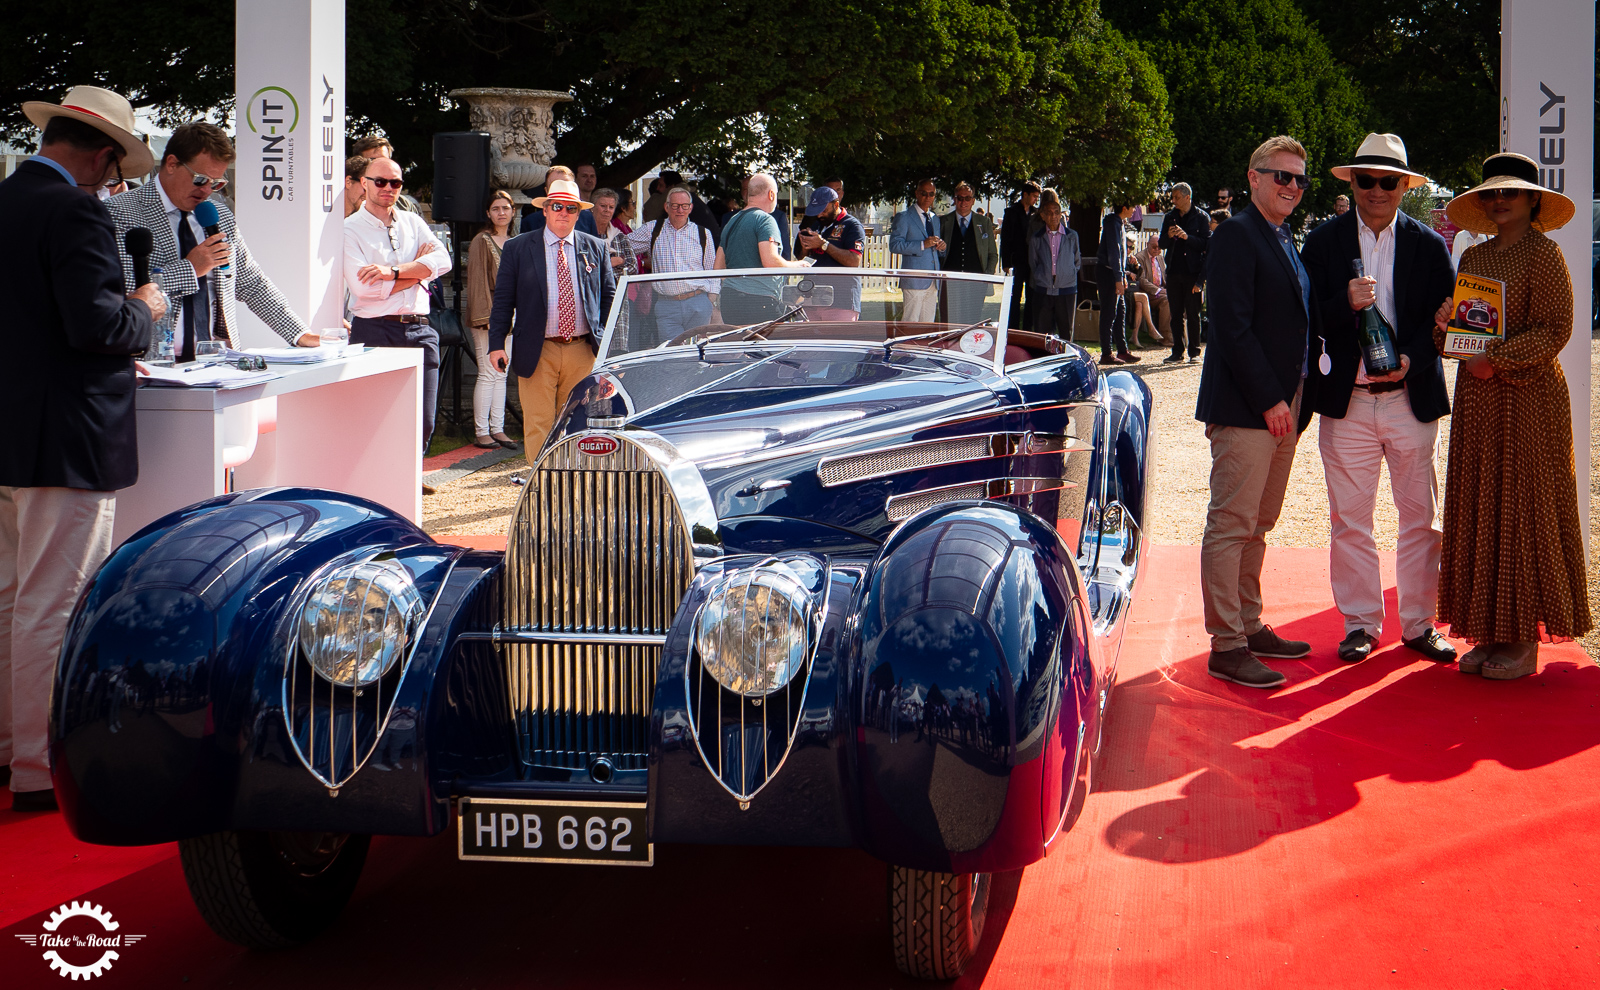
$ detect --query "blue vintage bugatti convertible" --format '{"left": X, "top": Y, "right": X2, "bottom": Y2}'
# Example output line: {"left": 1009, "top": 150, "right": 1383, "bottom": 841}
{"left": 52, "top": 269, "right": 1151, "bottom": 979}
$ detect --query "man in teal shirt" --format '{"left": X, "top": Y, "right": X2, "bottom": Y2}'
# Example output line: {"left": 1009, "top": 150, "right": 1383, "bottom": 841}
{"left": 714, "top": 172, "right": 807, "bottom": 324}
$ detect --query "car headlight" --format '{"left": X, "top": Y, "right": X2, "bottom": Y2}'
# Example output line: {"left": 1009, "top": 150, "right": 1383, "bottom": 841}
{"left": 298, "top": 558, "right": 426, "bottom": 687}
{"left": 695, "top": 564, "right": 815, "bottom": 696}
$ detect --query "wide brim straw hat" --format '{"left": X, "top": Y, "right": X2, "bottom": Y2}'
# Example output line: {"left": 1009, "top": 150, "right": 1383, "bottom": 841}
{"left": 1329, "top": 132, "right": 1430, "bottom": 190}
{"left": 21, "top": 85, "right": 154, "bottom": 176}
{"left": 1445, "top": 152, "right": 1575, "bottom": 235}
{"left": 530, "top": 177, "right": 594, "bottom": 211}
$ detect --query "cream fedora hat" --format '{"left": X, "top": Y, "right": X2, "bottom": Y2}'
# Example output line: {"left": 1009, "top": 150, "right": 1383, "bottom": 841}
{"left": 21, "top": 85, "right": 154, "bottom": 176}
{"left": 1329, "top": 133, "right": 1429, "bottom": 190}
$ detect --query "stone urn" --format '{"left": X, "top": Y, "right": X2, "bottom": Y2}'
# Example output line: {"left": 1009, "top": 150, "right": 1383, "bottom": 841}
{"left": 448, "top": 88, "right": 573, "bottom": 203}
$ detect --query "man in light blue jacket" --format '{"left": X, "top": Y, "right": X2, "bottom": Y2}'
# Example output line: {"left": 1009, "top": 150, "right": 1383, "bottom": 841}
{"left": 888, "top": 179, "right": 945, "bottom": 322}
{"left": 1028, "top": 189, "right": 1080, "bottom": 340}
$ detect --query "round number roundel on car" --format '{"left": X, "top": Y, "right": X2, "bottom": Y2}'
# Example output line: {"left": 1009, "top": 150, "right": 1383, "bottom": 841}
{"left": 959, "top": 328, "right": 993, "bottom": 355}
{"left": 578, "top": 435, "right": 620, "bottom": 456}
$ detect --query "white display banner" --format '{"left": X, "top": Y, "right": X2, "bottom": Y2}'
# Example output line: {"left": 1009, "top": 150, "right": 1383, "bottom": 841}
{"left": 234, "top": 0, "right": 345, "bottom": 346}
{"left": 1502, "top": 0, "right": 1594, "bottom": 547}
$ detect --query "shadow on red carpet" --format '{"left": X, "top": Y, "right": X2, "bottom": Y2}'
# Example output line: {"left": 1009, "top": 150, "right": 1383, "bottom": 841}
{"left": 4, "top": 544, "right": 1596, "bottom": 988}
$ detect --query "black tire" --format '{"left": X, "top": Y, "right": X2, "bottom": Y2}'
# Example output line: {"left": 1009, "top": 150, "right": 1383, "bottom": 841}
{"left": 889, "top": 865, "right": 991, "bottom": 979}
{"left": 178, "top": 830, "right": 370, "bottom": 950}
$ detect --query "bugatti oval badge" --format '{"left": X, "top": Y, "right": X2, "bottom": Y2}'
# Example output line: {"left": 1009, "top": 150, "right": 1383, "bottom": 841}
{"left": 578, "top": 435, "right": 620, "bottom": 456}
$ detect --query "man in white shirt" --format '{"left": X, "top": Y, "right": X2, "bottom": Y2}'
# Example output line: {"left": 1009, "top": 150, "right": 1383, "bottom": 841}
{"left": 1301, "top": 133, "right": 1457, "bottom": 665}
{"left": 343, "top": 156, "right": 452, "bottom": 465}
{"left": 888, "top": 180, "right": 945, "bottom": 322}
{"left": 627, "top": 186, "right": 718, "bottom": 345}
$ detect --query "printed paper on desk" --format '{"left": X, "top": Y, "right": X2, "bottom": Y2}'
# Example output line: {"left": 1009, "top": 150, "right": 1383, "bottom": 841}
{"left": 1442, "top": 272, "right": 1505, "bottom": 359}
{"left": 137, "top": 365, "right": 280, "bottom": 389}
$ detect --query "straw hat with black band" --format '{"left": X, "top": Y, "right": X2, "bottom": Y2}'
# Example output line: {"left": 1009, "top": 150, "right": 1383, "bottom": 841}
{"left": 1445, "top": 152, "right": 1575, "bottom": 235}
{"left": 21, "top": 85, "right": 154, "bottom": 177}
{"left": 1329, "top": 132, "right": 1430, "bottom": 190}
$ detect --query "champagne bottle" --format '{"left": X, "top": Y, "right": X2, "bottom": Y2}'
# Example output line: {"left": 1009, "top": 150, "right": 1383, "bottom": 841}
{"left": 1350, "top": 259, "right": 1402, "bottom": 375}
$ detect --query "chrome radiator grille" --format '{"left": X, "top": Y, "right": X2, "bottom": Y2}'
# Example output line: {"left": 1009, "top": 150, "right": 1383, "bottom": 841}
{"left": 504, "top": 435, "right": 693, "bottom": 770}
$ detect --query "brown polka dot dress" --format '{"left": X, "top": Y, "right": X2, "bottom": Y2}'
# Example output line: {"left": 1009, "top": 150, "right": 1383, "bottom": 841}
{"left": 1435, "top": 230, "right": 1592, "bottom": 643}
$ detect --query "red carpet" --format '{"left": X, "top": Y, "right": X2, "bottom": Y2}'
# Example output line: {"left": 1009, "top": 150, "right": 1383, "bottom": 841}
{"left": 5, "top": 544, "right": 1597, "bottom": 988}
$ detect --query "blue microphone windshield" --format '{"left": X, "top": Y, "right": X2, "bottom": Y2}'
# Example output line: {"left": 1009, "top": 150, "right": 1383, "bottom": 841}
{"left": 193, "top": 200, "right": 221, "bottom": 228}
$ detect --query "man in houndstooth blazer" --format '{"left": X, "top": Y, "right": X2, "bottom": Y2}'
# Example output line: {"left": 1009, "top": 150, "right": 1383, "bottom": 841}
{"left": 106, "top": 123, "right": 310, "bottom": 353}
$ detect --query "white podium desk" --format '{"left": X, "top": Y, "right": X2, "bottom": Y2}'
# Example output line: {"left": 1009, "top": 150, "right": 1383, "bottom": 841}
{"left": 115, "top": 348, "right": 424, "bottom": 545}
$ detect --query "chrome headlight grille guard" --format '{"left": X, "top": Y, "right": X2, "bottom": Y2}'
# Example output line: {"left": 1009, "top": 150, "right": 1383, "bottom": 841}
{"left": 686, "top": 556, "right": 828, "bottom": 805}
{"left": 282, "top": 548, "right": 448, "bottom": 794}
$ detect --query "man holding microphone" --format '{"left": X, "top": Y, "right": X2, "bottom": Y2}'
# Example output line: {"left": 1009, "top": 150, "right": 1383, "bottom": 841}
{"left": 0, "top": 86, "right": 167, "bottom": 811}
{"left": 108, "top": 121, "right": 316, "bottom": 356}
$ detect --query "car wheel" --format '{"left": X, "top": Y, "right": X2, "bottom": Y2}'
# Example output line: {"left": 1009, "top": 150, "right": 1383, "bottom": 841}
{"left": 178, "top": 830, "right": 370, "bottom": 950}
{"left": 889, "top": 865, "right": 991, "bottom": 979}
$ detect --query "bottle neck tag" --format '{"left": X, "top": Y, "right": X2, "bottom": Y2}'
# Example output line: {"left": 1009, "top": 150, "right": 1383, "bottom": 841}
{"left": 1317, "top": 336, "right": 1332, "bottom": 376}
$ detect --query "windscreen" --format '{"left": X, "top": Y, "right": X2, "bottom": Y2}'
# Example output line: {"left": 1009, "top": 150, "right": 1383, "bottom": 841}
{"left": 599, "top": 269, "right": 1012, "bottom": 370}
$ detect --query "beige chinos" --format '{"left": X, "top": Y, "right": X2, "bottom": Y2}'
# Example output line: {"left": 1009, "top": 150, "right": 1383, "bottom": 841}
{"left": 0, "top": 486, "right": 116, "bottom": 792}
{"left": 1200, "top": 388, "right": 1302, "bottom": 652}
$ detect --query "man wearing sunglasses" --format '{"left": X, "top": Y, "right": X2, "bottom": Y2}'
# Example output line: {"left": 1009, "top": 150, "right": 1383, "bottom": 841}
{"left": 939, "top": 182, "right": 998, "bottom": 323}
{"left": 344, "top": 155, "right": 452, "bottom": 468}
{"left": 1300, "top": 133, "right": 1456, "bottom": 665}
{"left": 108, "top": 122, "right": 315, "bottom": 360}
{"left": 1196, "top": 134, "right": 1322, "bottom": 690}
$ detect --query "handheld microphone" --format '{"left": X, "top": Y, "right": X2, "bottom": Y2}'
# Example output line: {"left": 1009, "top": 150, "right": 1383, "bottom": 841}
{"left": 193, "top": 200, "right": 231, "bottom": 275}
{"left": 124, "top": 227, "right": 154, "bottom": 287}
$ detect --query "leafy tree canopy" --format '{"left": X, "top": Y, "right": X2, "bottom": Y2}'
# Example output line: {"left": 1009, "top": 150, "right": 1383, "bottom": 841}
{"left": 1291, "top": 0, "right": 1497, "bottom": 191}
{"left": 1, "top": 0, "right": 1173, "bottom": 206}
{"left": 1102, "top": 0, "right": 1370, "bottom": 218}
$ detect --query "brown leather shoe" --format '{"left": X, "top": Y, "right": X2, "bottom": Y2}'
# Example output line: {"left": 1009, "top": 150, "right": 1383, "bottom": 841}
{"left": 1116, "top": 350, "right": 1141, "bottom": 364}
{"left": 1099, "top": 353, "right": 1124, "bottom": 365}
{"left": 1246, "top": 624, "right": 1311, "bottom": 659}
{"left": 1208, "top": 647, "right": 1287, "bottom": 688}
{"left": 422, "top": 483, "right": 437, "bottom": 496}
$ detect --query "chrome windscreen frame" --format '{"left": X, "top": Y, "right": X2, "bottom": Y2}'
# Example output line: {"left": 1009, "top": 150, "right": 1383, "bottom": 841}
{"left": 598, "top": 267, "right": 1014, "bottom": 374}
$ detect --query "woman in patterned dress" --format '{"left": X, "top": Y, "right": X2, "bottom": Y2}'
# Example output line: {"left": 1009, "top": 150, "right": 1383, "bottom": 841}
{"left": 1434, "top": 153, "right": 1589, "bottom": 679}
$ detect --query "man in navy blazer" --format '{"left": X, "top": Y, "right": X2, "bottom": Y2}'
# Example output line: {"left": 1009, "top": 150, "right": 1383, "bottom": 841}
{"left": 487, "top": 176, "right": 616, "bottom": 455}
{"left": 1196, "top": 135, "right": 1321, "bottom": 690}
{"left": 0, "top": 86, "right": 163, "bottom": 811}
{"left": 1300, "top": 133, "right": 1456, "bottom": 664}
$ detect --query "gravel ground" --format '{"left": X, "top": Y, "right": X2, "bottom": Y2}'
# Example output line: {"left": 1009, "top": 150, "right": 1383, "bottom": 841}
{"left": 422, "top": 330, "right": 1600, "bottom": 658}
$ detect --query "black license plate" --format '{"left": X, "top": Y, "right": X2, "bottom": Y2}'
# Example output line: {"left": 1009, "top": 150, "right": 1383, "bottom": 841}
{"left": 457, "top": 798, "right": 652, "bottom": 866}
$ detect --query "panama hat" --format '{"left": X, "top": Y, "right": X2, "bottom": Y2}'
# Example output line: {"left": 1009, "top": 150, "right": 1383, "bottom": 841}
{"left": 1445, "top": 152, "right": 1575, "bottom": 235}
{"left": 21, "top": 85, "right": 154, "bottom": 176}
{"left": 1329, "top": 133, "right": 1429, "bottom": 190}
{"left": 531, "top": 177, "right": 593, "bottom": 211}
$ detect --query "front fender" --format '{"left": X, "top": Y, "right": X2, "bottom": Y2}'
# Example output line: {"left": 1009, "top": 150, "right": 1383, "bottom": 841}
{"left": 852, "top": 501, "right": 1093, "bottom": 874}
{"left": 50, "top": 489, "right": 465, "bottom": 845}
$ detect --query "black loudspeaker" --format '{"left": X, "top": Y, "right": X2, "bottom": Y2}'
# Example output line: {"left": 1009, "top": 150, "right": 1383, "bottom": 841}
{"left": 432, "top": 131, "right": 491, "bottom": 222}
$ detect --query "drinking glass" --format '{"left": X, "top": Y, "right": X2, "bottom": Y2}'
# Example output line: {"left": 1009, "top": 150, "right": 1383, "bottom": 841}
{"left": 195, "top": 340, "right": 225, "bottom": 364}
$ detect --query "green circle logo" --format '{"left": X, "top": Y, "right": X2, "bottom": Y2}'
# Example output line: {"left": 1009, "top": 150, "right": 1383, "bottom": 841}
{"left": 246, "top": 87, "right": 299, "bottom": 133}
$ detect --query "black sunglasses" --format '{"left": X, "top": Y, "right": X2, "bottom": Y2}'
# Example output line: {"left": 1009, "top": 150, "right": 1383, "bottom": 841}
{"left": 1257, "top": 168, "right": 1311, "bottom": 190}
{"left": 1354, "top": 173, "right": 1404, "bottom": 191}
{"left": 546, "top": 202, "right": 583, "bottom": 214}
{"left": 1476, "top": 188, "right": 1525, "bottom": 201}
{"left": 365, "top": 176, "right": 403, "bottom": 189}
